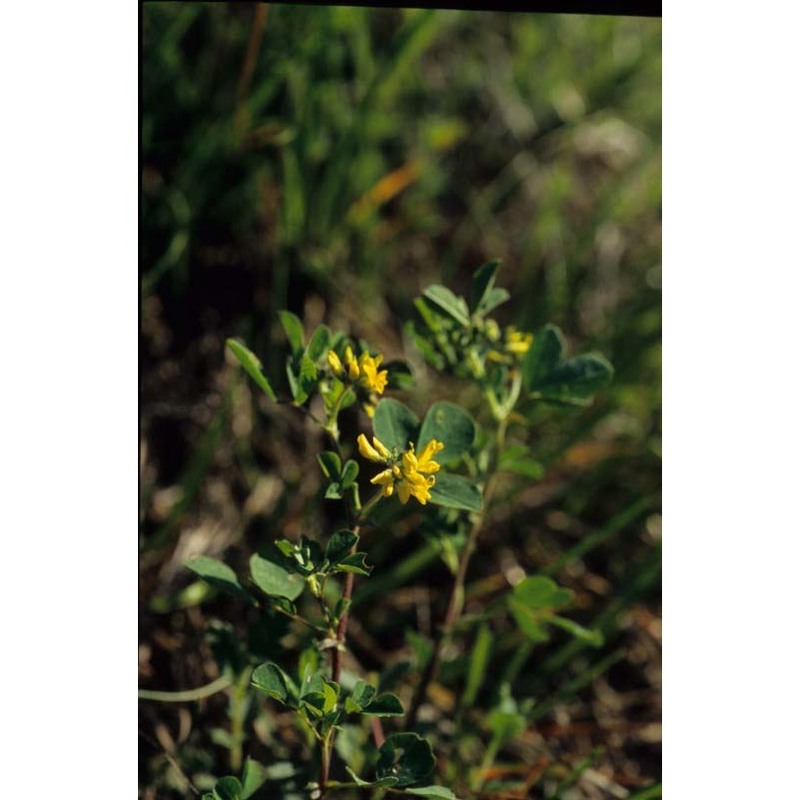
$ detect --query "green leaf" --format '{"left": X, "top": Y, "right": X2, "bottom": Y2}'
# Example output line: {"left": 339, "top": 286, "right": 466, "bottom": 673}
{"left": 325, "top": 529, "right": 357, "bottom": 566}
{"left": 418, "top": 401, "right": 476, "bottom": 464}
{"left": 251, "top": 662, "right": 298, "bottom": 707}
{"left": 336, "top": 552, "right": 373, "bottom": 576}
{"left": 422, "top": 285, "right": 470, "bottom": 327}
{"left": 479, "top": 286, "right": 510, "bottom": 315}
{"left": 362, "top": 692, "right": 404, "bottom": 717}
{"left": 373, "top": 398, "right": 420, "bottom": 452}
{"left": 318, "top": 451, "right": 342, "bottom": 480}
{"left": 470, "top": 259, "right": 501, "bottom": 312}
{"left": 522, "top": 325, "right": 613, "bottom": 404}
{"left": 341, "top": 459, "right": 359, "bottom": 486}
{"left": 185, "top": 556, "right": 250, "bottom": 601}
{"left": 522, "top": 325, "right": 565, "bottom": 391}
{"left": 463, "top": 623, "right": 493, "bottom": 708}
{"left": 346, "top": 680, "right": 376, "bottom": 713}
{"left": 428, "top": 473, "right": 482, "bottom": 512}
{"left": 226, "top": 339, "right": 277, "bottom": 401}
{"left": 278, "top": 310, "right": 305, "bottom": 355}
{"left": 249, "top": 554, "right": 305, "bottom": 601}
{"left": 241, "top": 758, "right": 268, "bottom": 799}
{"left": 298, "top": 353, "right": 318, "bottom": 396}
{"left": 406, "top": 787, "right": 460, "bottom": 800}
{"left": 306, "top": 324, "right": 331, "bottom": 362}
{"left": 508, "top": 576, "right": 573, "bottom": 642}
{"left": 322, "top": 681, "right": 340, "bottom": 714}
{"left": 213, "top": 776, "right": 243, "bottom": 800}
{"left": 532, "top": 353, "right": 614, "bottom": 402}
{"left": 376, "top": 733, "right": 436, "bottom": 787}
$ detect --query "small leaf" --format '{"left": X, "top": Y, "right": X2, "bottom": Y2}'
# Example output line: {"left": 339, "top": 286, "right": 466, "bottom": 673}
{"left": 428, "top": 473, "right": 482, "bottom": 512}
{"left": 522, "top": 325, "right": 565, "bottom": 391}
{"left": 325, "top": 529, "right": 358, "bottom": 566}
{"left": 373, "top": 398, "right": 420, "bottom": 453}
{"left": 318, "top": 451, "right": 342, "bottom": 480}
{"left": 532, "top": 353, "right": 614, "bottom": 401}
{"left": 251, "top": 662, "right": 298, "bottom": 707}
{"left": 241, "top": 758, "right": 268, "bottom": 799}
{"left": 470, "top": 259, "right": 501, "bottom": 312}
{"left": 362, "top": 692, "right": 404, "bottom": 717}
{"left": 422, "top": 285, "right": 470, "bottom": 327}
{"left": 341, "top": 459, "right": 359, "bottom": 486}
{"left": 278, "top": 310, "right": 305, "bottom": 355}
{"left": 346, "top": 680, "right": 376, "bottom": 713}
{"left": 323, "top": 681, "right": 340, "bottom": 714}
{"left": 226, "top": 339, "right": 277, "bottom": 401}
{"left": 376, "top": 732, "right": 436, "bottom": 787}
{"left": 406, "top": 787, "right": 460, "bottom": 800}
{"left": 298, "top": 353, "right": 318, "bottom": 396}
{"left": 512, "top": 575, "right": 573, "bottom": 610}
{"left": 335, "top": 552, "right": 373, "bottom": 576}
{"left": 185, "top": 556, "right": 250, "bottom": 601}
{"left": 508, "top": 576, "right": 573, "bottom": 642}
{"left": 478, "top": 286, "right": 510, "bottom": 315}
{"left": 249, "top": 554, "right": 305, "bottom": 601}
{"left": 306, "top": 324, "right": 332, "bottom": 362}
{"left": 213, "top": 776, "right": 243, "bottom": 800}
{"left": 418, "top": 401, "right": 476, "bottom": 464}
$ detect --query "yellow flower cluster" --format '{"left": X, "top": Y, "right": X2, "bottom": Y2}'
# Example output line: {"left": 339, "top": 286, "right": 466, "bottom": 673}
{"left": 487, "top": 326, "right": 533, "bottom": 363}
{"left": 505, "top": 326, "right": 533, "bottom": 355}
{"left": 357, "top": 433, "right": 444, "bottom": 505}
{"left": 327, "top": 346, "right": 389, "bottom": 416}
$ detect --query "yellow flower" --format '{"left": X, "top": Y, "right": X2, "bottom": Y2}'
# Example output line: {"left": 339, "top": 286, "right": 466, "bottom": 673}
{"left": 505, "top": 327, "right": 533, "bottom": 356}
{"left": 358, "top": 352, "right": 388, "bottom": 395}
{"left": 327, "top": 349, "right": 344, "bottom": 377}
{"left": 344, "top": 346, "right": 360, "bottom": 381}
{"left": 361, "top": 437, "right": 444, "bottom": 506}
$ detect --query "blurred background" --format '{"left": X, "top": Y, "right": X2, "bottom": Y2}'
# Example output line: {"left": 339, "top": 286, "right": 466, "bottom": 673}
{"left": 140, "top": 4, "right": 660, "bottom": 798}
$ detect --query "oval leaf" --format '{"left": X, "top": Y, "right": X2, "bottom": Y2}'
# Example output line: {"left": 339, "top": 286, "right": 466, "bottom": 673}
{"left": 521, "top": 325, "right": 565, "bottom": 392}
{"left": 185, "top": 556, "right": 250, "bottom": 601}
{"left": 213, "top": 776, "right": 243, "bottom": 800}
{"left": 418, "top": 401, "right": 475, "bottom": 465}
{"left": 428, "top": 473, "right": 482, "bottom": 512}
{"left": 373, "top": 398, "right": 420, "bottom": 453}
{"left": 226, "top": 339, "right": 277, "bottom": 401}
{"left": 362, "top": 692, "right": 404, "bottom": 717}
{"left": 277, "top": 310, "right": 305, "bottom": 355}
{"left": 533, "top": 353, "right": 614, "bottom": 400}
{"left": 422, "top": 285, "right": 470, "bottom": 327}
{"left": 376, "top": 733, "right": 436, "bottom": 787}
{"left": 251, "top": 662, "right": 298, "bottom": 707}
{"left": 250, "top": 554, "right": 305, "bottom": 601}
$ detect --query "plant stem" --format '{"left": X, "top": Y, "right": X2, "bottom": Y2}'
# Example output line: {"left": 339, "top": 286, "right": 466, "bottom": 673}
{"left": 405, "top": 415, "right": 508, "bottom": 729}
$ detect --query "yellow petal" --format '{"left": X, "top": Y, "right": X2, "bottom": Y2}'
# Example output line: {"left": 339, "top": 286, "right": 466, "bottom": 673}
{"left": 396, "top": 480, "right": 411, "bottom": 504}
{"left": 416, "top": 439, "right": 444, "bottom": 472}
{"left": 327, "top": 350, "right": 343, "bottom": 376}
{"left": 370, "top": 468, "right": 394, "bottom": 487}
{"left": 358, "top": 433, "right": 384, "bottom": 462}
{"left": 344, "top": 346, "right": 360, "bottom": 380}
{"left": 372, "top": 436, "right": 392, "bottom": 459}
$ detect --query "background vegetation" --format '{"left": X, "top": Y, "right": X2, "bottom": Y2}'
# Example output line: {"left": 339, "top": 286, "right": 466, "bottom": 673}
{"left": 140, "top": 5, "right": 661, "bottom": 798}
